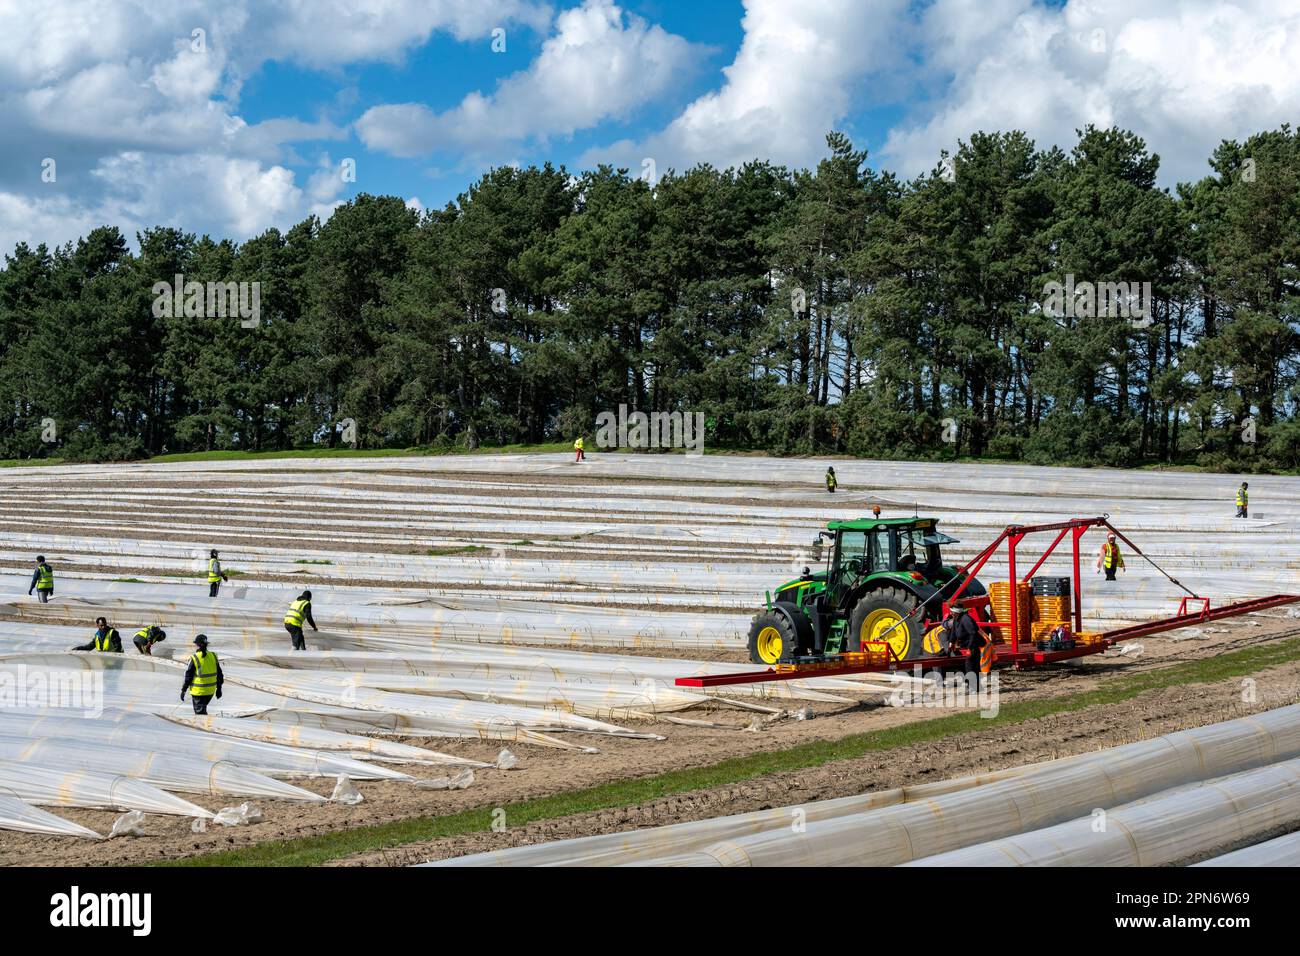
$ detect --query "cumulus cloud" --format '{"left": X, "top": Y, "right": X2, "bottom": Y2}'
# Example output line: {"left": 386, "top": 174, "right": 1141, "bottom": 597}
{"left": 584, "top": 0, "right": 1300, "bottom": 186}
{"left": 356, "top": 0, "right": 703, "bottom": 157}
{"left": 584, "top": 0, "right": 914, "bottom": 173}
{"left": 0, "top": 151, "right": 349, "bottom": 255}
{"left": 880, "top": 0, "right": 1300, "bottom": 184}
{"left": 0, "top": 0, "right": 552, "bottom": 251}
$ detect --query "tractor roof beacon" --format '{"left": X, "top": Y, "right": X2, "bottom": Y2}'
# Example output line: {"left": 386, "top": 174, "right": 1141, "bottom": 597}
{"left": 747, "top": 516, "right": 984, "bottom": 665}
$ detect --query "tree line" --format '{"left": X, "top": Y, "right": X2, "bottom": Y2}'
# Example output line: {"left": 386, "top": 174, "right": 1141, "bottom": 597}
{"left": 1, "top": 124, "right": 1297, "bottom": 470}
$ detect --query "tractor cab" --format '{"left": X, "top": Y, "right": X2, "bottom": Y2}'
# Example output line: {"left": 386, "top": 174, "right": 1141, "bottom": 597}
{"left": 827, "top": 517, "right": 959, "bottom": 592}
{"left": 748, "top": 516, "right": 978, "bottom": 666}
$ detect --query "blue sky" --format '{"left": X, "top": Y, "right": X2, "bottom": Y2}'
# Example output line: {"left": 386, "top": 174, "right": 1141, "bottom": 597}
{"left": 0, "top": 0, "right": 1295, "bottom": 252}
{"left": 233, "top": 1, "right": 750, "bottom": 209}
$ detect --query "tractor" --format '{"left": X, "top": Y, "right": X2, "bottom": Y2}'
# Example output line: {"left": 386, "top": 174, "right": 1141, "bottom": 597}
{"left": 746, "top": 517, "right": 984, "bottom": 665}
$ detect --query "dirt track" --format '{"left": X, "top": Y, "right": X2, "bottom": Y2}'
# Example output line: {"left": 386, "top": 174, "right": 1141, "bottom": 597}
{"left": 4, "top": 611, "right": 1295, "bottom": 867}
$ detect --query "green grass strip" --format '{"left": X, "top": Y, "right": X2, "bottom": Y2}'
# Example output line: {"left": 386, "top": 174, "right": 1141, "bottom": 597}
{"left": 156, "top": 633, "right": 1300, "bottom": 867}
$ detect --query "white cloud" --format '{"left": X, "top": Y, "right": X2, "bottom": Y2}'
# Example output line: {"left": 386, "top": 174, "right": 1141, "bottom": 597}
{"left": 0, "top": 150, "right": 352, "bottom": 256}
{"left": 584, "top": 0, "right": 914, "bottom": 173}
{"left": 357, "top": 0, "right": 702, "bottom": 157}
{"left": 881, "top": 0, "right": 1300, "bottom": 184}
{"left": 0, "top": 0, "right": 553, "bottom": 251}
{"left": 585, "top": 0, "right": 1300, "bottom": 187}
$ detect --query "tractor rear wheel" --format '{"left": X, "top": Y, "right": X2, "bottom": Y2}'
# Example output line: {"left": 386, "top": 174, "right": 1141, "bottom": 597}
{"left": 746, "top": 605, "right": 809, "bottom": 664}
{"left": 849, "top": 588, "right": 925, "bottom": 662}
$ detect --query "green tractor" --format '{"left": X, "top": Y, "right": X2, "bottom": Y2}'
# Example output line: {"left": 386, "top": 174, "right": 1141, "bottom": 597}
{"left": 747, "top": 517, "right": 984, "bottom": 665}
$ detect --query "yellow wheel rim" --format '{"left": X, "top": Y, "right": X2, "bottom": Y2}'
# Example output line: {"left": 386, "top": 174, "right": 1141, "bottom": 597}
{"left": 923, "top": 625, "right": 945, "bottom": 655}
{"left": 756, "top": 625, "right": 783, "bottom": 664}
{"left": 862, "top": 608, "right": 908, "bottom": 659}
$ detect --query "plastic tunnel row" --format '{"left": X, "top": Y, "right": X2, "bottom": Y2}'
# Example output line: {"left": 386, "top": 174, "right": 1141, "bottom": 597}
{"left": 431, "top": 704, "right": 1300, "bottom": 866}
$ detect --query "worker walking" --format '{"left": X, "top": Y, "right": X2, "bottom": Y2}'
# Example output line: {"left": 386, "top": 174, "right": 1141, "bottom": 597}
{"left": 825, "top": 466, "right": 837, "bottom": 494}
{"left": 132, "top": 625, "right": 167, "bottom": 655}
{"left": 1096, "top": 534, "right": 1125, "bottom": 581}
{"left": 72, "top": 617, "right": 122, "bottom": 653}
{"left": 284, "top": 590, "right": 318, "bottom": 650}
{"left": 181, "top": 634, "right": 223, "bottom": 715}
{"left": 28, "top": 555, "right": 54, "bottom": 603}
{"left": 574, "top": 435, "right": 585, "bottom": 462}
{"left": 207, "top": 549, "right": 228, "bottom": 597}
{"left": 942, "top": 605, "right": 990, "bottom": 691}
{"left": 1236, "top": 482, "right": 1249, "bottom": 518}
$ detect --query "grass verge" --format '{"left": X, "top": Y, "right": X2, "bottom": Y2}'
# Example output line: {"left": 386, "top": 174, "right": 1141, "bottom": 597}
{"left": 155, "top": 634, "right": 1300, "bottom": 867}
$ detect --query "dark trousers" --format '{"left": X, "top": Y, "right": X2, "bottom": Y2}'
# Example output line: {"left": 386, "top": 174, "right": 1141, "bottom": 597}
{"left": 1237, "top": 506, "right": 1247, "bottom": 518}
{"left": 36, "top": 589, "right": 51, "bottom": 603}
{"left": 209, "top": 580, "right": 220, "bottom": 597}
{"left": 286, "top": 624, "right": 306, "bottom": 650}
{"left": 963, "top": 649, "right": 981, "bottom": 691}
{"left": 1104, "top": 566, "right": 1117, "bottom": 580}
{"left": 191, "top": 694, "right": 213, "bottom": 714}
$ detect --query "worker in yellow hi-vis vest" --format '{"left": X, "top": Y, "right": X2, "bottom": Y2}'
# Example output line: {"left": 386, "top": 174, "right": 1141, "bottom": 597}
{"left": 28, "top": 555, "right": 54, "bottom": 603}
{"left": 72, "top": 617, "right": 122, "bottom": 653}
{"left": 181, "top": 634, "right": 223, "bottom": 714}
{"left": 825, "top": 466, "right": 837, "bottom": 493}
{"left": 284, "top": 590, "right": 318, "bottom": 650}
{"left": 1096, "top": 534, "right": 1125, "bottom": 581}
{"left": 207, "top": 549, "right": 228, "bottom": 597}
{"left": 1236, "top": 482, "right": 1249, "bottom": 518}
{"left": 574, "top": 435, "right": 585, "bottom": 462}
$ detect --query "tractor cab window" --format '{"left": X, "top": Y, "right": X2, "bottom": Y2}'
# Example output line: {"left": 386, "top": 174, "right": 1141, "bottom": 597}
{"left": 899, "top": 528, "right": 939, "bottom": 572}
{"left": 837, "top": 530, "right": 868, "bottom": 579}
{"left": 868, "top": 529, "right": 890, "bottom": 573}
{"left": 835, "top": 527, "right": 890, "bottom": 582}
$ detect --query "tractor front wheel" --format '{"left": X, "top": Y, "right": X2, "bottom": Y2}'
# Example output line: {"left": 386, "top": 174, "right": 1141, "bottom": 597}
{"left": 746, "top": 606, "right": 807, "bottom": 665}
{"left": 849, "top": 588, "right": 925, "bottom": 662}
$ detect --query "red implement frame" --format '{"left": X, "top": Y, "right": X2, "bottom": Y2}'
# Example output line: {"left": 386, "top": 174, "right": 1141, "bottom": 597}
{"left": 675, "top": 515, "right": 1300, "bottom": 688}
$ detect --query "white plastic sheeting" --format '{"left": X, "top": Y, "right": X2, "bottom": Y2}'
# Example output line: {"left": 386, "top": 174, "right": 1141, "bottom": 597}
{"left": 1, "top": 452, "right": 1295, "bottom": 844}
{"left": 429, "top": 761, "right": 1053, "bottom": 867}
{"left": 0, "top": 734, "right": 325, "bottom": 801}
{"left": 908, "top": 757, "right": 1300, "bottom": 866}
{"left": 1194, "top": 830, "right": 1300, "bottom": 866}
{"left": 165, "top": 714, "right": 486, "bottom": 767}
{"left": 0, "top": 793, "right": 103, "bottom": 839}
{"left": 0, "top": 711, "right": 412, "bottom": 781}
{"left": 439, "top": 705, "right": 1300, "bottom": 867}
{"left": 0, "top": 761, "right": 213, "bottom": 817}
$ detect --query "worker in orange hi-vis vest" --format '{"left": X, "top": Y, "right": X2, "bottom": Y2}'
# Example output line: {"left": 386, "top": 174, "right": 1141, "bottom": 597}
{"left": 1096, "top": 534, "right": 1125, "bottom": 582}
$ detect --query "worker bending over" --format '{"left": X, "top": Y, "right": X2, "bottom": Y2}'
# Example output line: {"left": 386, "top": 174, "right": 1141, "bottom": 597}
{"left": 284, "top": 590, "right": 318, "bottom": 650}
{"left": 28, "top": 555, "right": 54, "bottom": 602}
{"left": 942, "top": 605, "right": 991, "bottom": 691}
{"left": 574, "top": 435, "right": 585, "bottom": 462}
{"left": 207, "top": 549, "right": 228, "bottom": 597}
{"left": 181, "top": 634, "right": 223, "bottom": 714}
{"left": 133, "top": 625, "right": 167, "bottom": 655}
{"left": 825, "top": 467, "right": 837, "bottom": 493}
{"left": 73, "top": 617, "right": 122, "bottom": 653}
{"left": 1096, "top": 533, "right": 1125, "bottom": 581}
{"left": 1236, "top": 482, "right": 1249, "bottom": 518}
